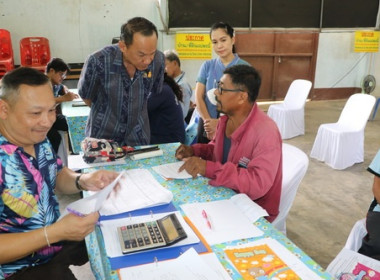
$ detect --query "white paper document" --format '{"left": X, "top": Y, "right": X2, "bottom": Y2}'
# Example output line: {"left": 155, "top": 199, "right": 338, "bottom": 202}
{"left": 61, "top": 169, "right": 173, "bottom": 217}
{"left": 119, "top": 247, "right": 231, "bottom": 280}
{"left": 152, "top": 161, "right": 193, "bottom": 179}
{"left": 100, "top": 211, "right": 200, "bottom": 258}
{"left": 224, "top": 238, "right": 324, "bottom": 280}
{"left": 327, "top": 247, "right": 380, "bottom": 279}
{"left": 61, "top": 171, "right": 124, "bottom": 216}
{"left": 99, "top": 168, "right": 173, "bottom": 216}
{"left": 180, "top": 194, "right": 267, "bottom": 245}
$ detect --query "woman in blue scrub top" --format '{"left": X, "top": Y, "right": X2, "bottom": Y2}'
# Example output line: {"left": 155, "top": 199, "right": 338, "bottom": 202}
{"left": 194, "top": 22, "right": 249, "bottom": 143}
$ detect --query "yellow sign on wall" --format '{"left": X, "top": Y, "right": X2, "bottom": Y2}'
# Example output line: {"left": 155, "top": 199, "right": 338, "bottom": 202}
{"left": 354, "top": 31, "right": 379, "bottom": 52}
{"left": 175, "top": 33, "right": 212, "bottom": 60}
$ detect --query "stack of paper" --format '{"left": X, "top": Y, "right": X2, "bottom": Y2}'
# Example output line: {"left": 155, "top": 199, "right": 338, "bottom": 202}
{"left": 99, "top": 169, "right": 173, "bottom": 216}
{"left": 118, "top": 248, "right": 231, "bottom": 280}
{"left": 327, "top": 248, "right": 380, "bottom": 279}
{"left": 100, "top": 211, "right": 200, "bottom": 258}
{"left": 180, "top": 193, "right": 268, "bottom": 245}
{"left": 62, "top": 169, "right": 173, "bottom": 217}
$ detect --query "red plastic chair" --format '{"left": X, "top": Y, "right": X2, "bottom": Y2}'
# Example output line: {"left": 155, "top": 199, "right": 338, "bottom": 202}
{"left": 0, "top": 29, "right": 14, "bottom": 78}
{"left": 20, "top": 37, "right": 51, "bottom": 72}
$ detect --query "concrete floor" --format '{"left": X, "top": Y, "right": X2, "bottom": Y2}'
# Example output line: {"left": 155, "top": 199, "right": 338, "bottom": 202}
{"left": 59, "top": 98, "right": 380, "bottom": 278}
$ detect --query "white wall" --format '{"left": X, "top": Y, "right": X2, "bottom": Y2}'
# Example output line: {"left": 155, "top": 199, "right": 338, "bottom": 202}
{"left": 315, "top": 32, "right": 374, "bottom": 89}
{"left": 0, "top": 0, "right": 160, "bottom": 64}
{"left": 1, "top": 0, "right": 379, "bottom": 92}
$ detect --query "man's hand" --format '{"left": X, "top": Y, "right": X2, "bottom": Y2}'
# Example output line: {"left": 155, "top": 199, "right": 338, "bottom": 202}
{"left": 62, "top": 91, "right": 79, "bottom": 102}
{"left": 80, "top": 170, "right": 119, "bottom": 191}
{"left": 175, "top": 144, "right": 194, "bottom": 160}
{"left": 51, "top": 212, "right": 100, "bottom": 242}
{"left": 178, "top": 157, "right": 206, "bottom": 178}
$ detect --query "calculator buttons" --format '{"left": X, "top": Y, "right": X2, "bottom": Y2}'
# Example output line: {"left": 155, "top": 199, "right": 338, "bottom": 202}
{"left": 118, "top": 220, "right": 166, "bottom": 254}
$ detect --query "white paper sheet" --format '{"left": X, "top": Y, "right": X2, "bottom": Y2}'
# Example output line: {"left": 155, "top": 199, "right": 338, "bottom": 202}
{"left": 225, "top": 238, "right": 324, "bottom": 280}
{"left": 180, "top": 194, "right": 266, "bottom": 245}
{"left": 61, "top": 169, "right": 173, "bottom": 217}
{"left": 61, "top": 171, "right": 125, "bottom": 217}
{"left": 152, "top": 161, "right": 193, "bottom": 179}
{"left": 99, "top": 168, "right": 173, "bottom": 216}
{"left": 100, "top": 211, "right": 200, "bottom": 258}
{"left": 119, "top": 248, "right": 231, "bottom": 280}
{"left": 327, "top": 247, "right": 380, "bottom": 278}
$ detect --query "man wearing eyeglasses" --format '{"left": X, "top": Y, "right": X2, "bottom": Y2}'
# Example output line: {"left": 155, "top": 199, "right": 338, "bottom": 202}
{"left": 175, "top": 64, "right": 282, "bottom": 222}
{"left": 45, "top": 58, "right": 79, "bottom": 153}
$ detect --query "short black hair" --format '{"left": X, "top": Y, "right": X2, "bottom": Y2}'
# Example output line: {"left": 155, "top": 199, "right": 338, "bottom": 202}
{"left": 120, "top": 17, "right": 158, "bottom": 47}
{"left": 46, "top": 57, "right": 70, "bottom": 73}
{"left": 223, "top": 64, "right": 261, "bottom": 103}
{"left": 0, "top": 67, "right": 50, "bottom": 105}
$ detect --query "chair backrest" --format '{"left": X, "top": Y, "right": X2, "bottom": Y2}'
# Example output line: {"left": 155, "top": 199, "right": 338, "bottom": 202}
{"left": 0, "top": 29, "right": 14, "bottom": 76}
{"left": 19, "top": 37, "right": 51, "bottom": 70}
{"left": 0, "top": 29, "right": 13, "bottom": 60}
{"left": 272, "top": 143, "right": 309, "bottom": 234}
{"left": 338, "top": 93, "right": 376, "bottom": 130}
{"left": 283, "top": 79, "right": 312, "bottom": 110}
{"left": 344, "top": 218, "right": 366, "bottom": 252}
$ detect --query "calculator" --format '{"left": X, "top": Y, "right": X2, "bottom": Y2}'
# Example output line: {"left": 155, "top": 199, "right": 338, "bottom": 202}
{"left": 117, "top": 213, "right": 188, "bottom": 254}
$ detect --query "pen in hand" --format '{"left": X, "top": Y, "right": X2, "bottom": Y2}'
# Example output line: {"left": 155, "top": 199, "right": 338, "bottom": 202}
{"left": 202, "top": 209, "right": 212, "bottom": 230}
{"left": 67, "top": 207, "right": 101, "bottom": 226}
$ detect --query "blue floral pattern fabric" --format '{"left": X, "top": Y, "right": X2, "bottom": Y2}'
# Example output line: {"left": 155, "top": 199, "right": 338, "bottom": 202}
{"left": 0, "top": 135, "right": 63, "bottom": 278}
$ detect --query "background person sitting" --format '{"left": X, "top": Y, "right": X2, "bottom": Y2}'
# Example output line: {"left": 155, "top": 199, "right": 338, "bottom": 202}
{"left": 148, "top": 73, "right": 185, "bottom": 144}
{"left": 175, "top": 65, "right": 282, "bottom": 222}
{"left": 45, "top": 58, "right": 78, "bottom": 153}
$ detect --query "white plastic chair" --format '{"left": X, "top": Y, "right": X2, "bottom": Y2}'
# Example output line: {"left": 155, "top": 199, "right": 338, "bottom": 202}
{"left": 267, "top": 79, "right": 312, "bottom": 139}
{"left": 272, "top": 143, "right": 309, "bottom": 235}
{"left": 310, "top": 93, "right": 376, "bottom": 170}
{"left": 345, "top": 218, "right": 367, "bottom": 251}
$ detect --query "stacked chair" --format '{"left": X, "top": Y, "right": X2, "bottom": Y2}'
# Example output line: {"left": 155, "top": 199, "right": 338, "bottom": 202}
{"left": 20, "top": 37, "right": 51, "bottom": 72}
{"left": 0, "top": 29, "right": 14, "bottom": 78}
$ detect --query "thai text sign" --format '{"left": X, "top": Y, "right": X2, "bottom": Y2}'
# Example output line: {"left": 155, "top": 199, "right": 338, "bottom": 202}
{"left": 354, "top": 31, "right": 379, "bottom": 52}
{"left": 175, "top": 33, "right": 212, "bottom": 59}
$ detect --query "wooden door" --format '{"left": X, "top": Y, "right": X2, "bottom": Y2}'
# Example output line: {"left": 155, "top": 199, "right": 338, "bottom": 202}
{"left": 235, "top": 31, "right": 318, "bottom": 101}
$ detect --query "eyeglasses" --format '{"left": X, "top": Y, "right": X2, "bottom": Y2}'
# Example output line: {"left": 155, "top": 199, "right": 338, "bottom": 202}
{"left": 214, "top": 81, "right": 243, "bottom": 95}
{"left": 58, "top": 72, "right": 67, "bottom": 79}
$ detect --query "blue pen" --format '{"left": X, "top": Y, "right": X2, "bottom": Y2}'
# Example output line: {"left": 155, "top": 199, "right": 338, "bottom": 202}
{"left": 67, "top": 207, "right": 101, "bottom": 226}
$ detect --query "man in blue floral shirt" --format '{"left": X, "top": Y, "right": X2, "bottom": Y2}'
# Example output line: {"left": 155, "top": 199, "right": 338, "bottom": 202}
{"left": 0, "top": 67, "right": 118, "bottom": 279}
{"left": 78, "top": 17, "right": 165, "bottom": 146}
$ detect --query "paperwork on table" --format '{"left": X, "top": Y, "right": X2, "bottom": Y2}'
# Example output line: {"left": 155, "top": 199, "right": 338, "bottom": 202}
{"left": 61, "top": 169, "right": 173, "bottom": 217}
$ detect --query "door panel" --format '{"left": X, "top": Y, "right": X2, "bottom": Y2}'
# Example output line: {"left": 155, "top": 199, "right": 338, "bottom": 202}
{"left": 242, "top": 56, "right": 274, "bottom": 100}
{"left": 235, "top": 31, "right": 318, "bottom": 101}
{"left": 275, "top": 56, "right": 313, "bottom": 99}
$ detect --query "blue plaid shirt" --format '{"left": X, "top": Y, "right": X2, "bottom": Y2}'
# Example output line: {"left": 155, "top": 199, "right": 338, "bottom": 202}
{"left": 78, "top": 45, "right": 164, "bottom": 146}
{"left": 0, "top": 136, "right": 63, "bottom": 278}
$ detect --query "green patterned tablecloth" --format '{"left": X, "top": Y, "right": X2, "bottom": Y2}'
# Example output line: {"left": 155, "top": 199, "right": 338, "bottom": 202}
{"left": 83, "top": 143, "right": 332, "bottom": 280}
{"left": 61, "top": 100, "right": 89, "bottom": 154}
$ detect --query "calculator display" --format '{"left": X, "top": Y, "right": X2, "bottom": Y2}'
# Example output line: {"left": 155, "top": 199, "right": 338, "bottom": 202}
{"left": 160, "top": 215, "right": 179, "bottom": 241}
